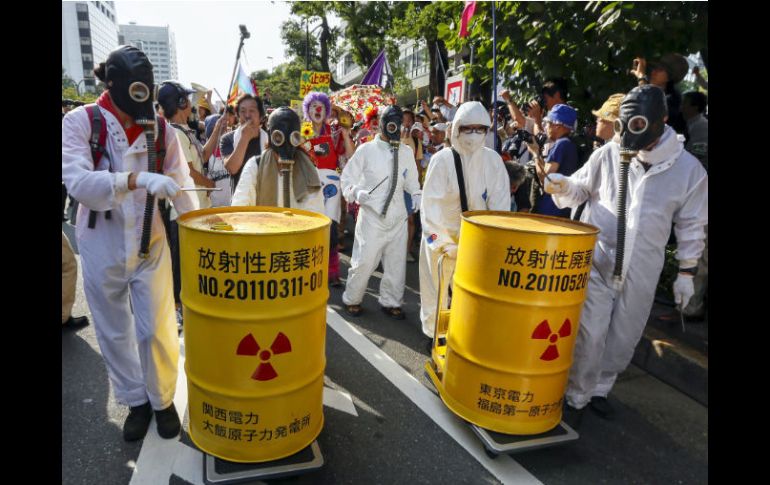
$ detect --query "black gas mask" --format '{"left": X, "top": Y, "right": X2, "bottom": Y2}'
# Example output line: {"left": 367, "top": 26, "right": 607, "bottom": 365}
{"left": 380, "top": 105, "right": 403, "bottom": 145}
{"left": 104, "top": 46, "right": 155, "bottom": 124}
{"left": 267, "top": 107, "right": 302, "bottom": 161}
{"left": 614, "top": 85, "right": 667, "bottom": 152}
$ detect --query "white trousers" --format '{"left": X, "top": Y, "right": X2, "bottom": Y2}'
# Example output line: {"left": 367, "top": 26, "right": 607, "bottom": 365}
{"left": 342, "top": 210, "right": 407, "bottom": 308}
{"left": 79, "top": 233, "right": 179, "bottom": 410}
{"left": 418, "top": 238, "right": 455, "bottom": 338}
{"left": 566, "top": 267, "right": 656, "bottom": 409}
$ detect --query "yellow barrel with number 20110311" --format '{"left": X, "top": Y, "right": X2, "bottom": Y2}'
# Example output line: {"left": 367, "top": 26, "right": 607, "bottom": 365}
{"left": 178, "top": 207, "right": 330, "bottom": 463}
{"left": 430, "top": 211, "right": 599, "bottom": 435}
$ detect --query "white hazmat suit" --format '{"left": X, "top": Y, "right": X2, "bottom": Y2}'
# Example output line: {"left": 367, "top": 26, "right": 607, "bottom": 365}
{"left": 62, "top": 105, "right": 198, "bottom": 411}
{"left": 341, "top": 137, "right": 422, "bottom": 308}
{"left": 419, "top": 102, "right": 511, "bottom": 338}
{"left": 549, "top": 125, "right": 708, "bottom": 409}
{"left": 231, "top": 155, "right": 325, "bottom": 213}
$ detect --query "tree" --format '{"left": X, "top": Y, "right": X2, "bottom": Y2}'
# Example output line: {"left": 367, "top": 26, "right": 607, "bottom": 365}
{"left": 62, "top": 66, "right": 75, "bottom": 89}
{"left": 282, "top": 1, "right": 345, "bottom": 90}
{"left": 389, "top": 1, "right": 464, "bottom": 101}
{"left": 62, "top": 66, "right": 98, "bottom": 103}
{"left": 251, "top": 60, "right": 306, "bottom": 107}
{"left": 439, "top": 1, "right": 708, "bottom": 123}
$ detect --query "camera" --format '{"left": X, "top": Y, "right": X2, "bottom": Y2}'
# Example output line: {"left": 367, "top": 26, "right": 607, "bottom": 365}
{"left": 518, "top": 130, "right": 534, "bottom": 144}
{"left": 239, "top": 24, "right": 251, "bottom": 39}
{"left": 535, "top": 95, "right": 545, "bottom": 110}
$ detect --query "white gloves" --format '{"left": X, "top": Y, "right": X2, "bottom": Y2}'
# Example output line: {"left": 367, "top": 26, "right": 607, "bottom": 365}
{"left": 544, "top": 173, "right": 570, "bottom": 195}
{"left": 443, "top": 244, "right": 458, "bottom": 260}
{"left": 411, "top": 193, "right": 422, "bottom": 213}
{"left": 136, "top": 172, "right": 180, "bottom": 199}
{"left": 673, "top": 273, "right": 695, "bottom": 310}
{"left": 355, "top": 188, "right": 372, "bottom": 204}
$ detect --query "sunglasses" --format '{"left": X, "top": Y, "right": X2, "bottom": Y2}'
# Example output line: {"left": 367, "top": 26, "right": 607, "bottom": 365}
{"left": 458, "top": 126, "right": 488, "bottom": 135}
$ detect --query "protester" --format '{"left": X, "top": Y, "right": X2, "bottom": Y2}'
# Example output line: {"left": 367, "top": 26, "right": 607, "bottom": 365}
{"left": 221, "top": 94, "right": 269, "bottom": 193}
{"left": 419, "top": 101, "right": 510, "bottom": 344}
{"left": 591, "top": 93, "right": 625, "bottom": 148}
{"left": 231, "top": 107, "right": 324, "bottom": 212}
{"left": 340, "top": 105, "right": 422, "bottom": 319}
{"left": 302, "top": 91, "right": 355, "bottom": 286}
{"left": 526, "top": 104, "right": 579, "bottom": 218}
{"left": 62, "top": 45, "right": 198, "bottom": 442}
{"left": 544, "top": 85, "right": 707, "bottom": 424}
{"left": 629, "top": 53, "right": 689, "bottom": 135}
{"left": 62, "top": 231, "right": 89, "bottom": 329}
{"left": 503, "top": 161, "right": 528, "bottom": 212}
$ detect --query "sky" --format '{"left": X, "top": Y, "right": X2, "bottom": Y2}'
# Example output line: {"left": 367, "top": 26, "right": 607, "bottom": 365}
{"left": 114, "top": 0, "right": 293, "bottom": 105}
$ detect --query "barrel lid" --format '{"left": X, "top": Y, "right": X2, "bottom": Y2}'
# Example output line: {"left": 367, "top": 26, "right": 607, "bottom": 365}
{"left": 179, "top": 207, "right": 329, "bottom": 235}
{"left": 464, "top": 211, "right": 599, "bottom": 236}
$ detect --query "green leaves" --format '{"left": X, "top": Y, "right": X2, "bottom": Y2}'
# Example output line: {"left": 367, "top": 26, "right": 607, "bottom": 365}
{"left": 437, "top": 0, "right": 706, "bottom": 127}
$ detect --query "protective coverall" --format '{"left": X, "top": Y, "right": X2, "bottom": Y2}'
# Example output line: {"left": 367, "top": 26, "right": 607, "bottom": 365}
{"left": 231, "top": 155, "right": 325, "bottom": 213}
{"left": 62, "top": 105, "right": 198, "bottom": 410}
{"left": 340, "top": 137, "right": 421, "bottom": 308}
{"left": 419, "top": 102, "right": 511, "bottom": 338}
{"left": 551, "top": 125, "right": 707, "bottom": 408}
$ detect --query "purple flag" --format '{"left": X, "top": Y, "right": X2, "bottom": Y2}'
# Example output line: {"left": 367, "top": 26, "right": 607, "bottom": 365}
{"left": 360, "top": 49, "right": 392, "bottom": 88}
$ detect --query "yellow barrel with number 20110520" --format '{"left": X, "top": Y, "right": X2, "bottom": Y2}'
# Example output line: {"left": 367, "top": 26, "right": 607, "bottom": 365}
{"left": 178, "top": 207, "right": 330, "bottom": 463}
{"left": 430, "top": 211, "right": 599, "bottom": 435}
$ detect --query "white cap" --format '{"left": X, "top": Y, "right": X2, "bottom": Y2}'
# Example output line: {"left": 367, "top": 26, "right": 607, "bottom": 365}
{"left": 432, "top": 122, "right": 448, "bottom": 131}
{"left": 410, "top": 123, "right": 424, "bottom": 133}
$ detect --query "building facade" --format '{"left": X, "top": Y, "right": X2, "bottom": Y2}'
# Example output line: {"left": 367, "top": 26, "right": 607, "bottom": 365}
{"left": 62, "top": 1, "right": 119, "bottom": 93}
{"left": 118, "top": 23, "right": 179, "bottom": 83}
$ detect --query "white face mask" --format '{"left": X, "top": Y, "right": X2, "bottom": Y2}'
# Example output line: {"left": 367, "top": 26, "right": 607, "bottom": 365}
{"left": 456, "top": 132, "right": 485, "bottom": 153}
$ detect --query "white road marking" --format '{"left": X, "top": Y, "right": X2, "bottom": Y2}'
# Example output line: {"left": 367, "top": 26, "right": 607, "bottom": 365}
{"left": 323, "top": 387, "right": 359, "bottom": 416}
{"left": 130, "top": 335, "right": 204, "bottom": 485}
{"left": 326, "top": 308, "right": 543, "bottom": 485}
{"left": 130, "top": 335, "right": 358, "bottom": 484}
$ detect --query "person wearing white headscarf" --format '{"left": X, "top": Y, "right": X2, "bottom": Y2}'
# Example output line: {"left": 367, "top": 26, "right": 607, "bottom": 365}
{"left": 419, "top": 101, "right": 511, "bottom": 340}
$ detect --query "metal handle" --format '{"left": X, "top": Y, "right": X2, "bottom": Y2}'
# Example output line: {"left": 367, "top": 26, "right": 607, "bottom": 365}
{"left": 180, "top": 187, "right": 223, "bottom": 192}
{"left": 432, "top": 252, "right": 454, "bottom": 353}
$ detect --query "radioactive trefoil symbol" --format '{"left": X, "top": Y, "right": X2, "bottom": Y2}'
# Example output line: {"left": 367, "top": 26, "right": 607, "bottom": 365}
{"left": 236, "top": 332, "right": 292, "bottom": 381}
{"left": 531, "top": 319, "right": 571, "bottom": 361}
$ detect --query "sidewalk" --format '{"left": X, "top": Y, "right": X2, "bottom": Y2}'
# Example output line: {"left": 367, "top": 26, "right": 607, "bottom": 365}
{"left": 632, "top": 299, "right": 708, "bottom": 406}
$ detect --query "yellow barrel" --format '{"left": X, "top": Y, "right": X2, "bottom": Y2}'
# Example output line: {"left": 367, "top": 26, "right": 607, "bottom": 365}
{"left": 436, "top": 211, "right": 599, "bottom": 435}
{"left": 178, "top": 207, "right": 330, "bottom": 462}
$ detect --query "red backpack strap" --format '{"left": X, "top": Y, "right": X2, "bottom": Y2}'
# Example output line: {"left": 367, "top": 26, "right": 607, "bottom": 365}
{"left": 84, "top": 104, "right": 111, "bottom": 229}
{"left": 155, "top": 116, "right": 166, "bottom": 173}
{"left": 85, "top": 104, "right": 107, "bottom": 168}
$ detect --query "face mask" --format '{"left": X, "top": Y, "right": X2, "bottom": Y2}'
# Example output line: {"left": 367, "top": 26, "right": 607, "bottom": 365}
{"left": 380, "top": 105, "right": 403, "bottom": 143}
{"left": 457, "top": 132, "right": 485, "bottom": 153}
{"left": 614, "top": 85, "right": 667, "bottom": 151}
{"left": 105, "top": 46, "right": 155, "bottom": 123}
{"left": 267, "top": 107, "right": 302, "bottom": 161}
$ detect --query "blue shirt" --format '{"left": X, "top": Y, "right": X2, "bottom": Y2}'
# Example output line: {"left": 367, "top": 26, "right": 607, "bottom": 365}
{"left": 534, "top": 137, "right": 578, "bottom": 217}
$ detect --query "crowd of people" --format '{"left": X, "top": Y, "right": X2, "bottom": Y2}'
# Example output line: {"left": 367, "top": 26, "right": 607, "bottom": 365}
{"left": 62, "top": 45, "right": 707, "bottom": 442}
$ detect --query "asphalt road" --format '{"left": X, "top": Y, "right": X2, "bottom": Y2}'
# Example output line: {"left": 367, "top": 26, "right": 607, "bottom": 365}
{"left": 62, "top": 221, "right": 707, "bottom": 484}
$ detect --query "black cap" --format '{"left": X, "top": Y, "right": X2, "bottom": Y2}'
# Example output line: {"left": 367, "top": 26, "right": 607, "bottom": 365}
{"left": 157, "top": 80, "right": 195, "bottom": 113}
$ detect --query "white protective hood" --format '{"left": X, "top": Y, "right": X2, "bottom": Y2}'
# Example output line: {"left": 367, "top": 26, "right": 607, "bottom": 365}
{"left": 450, "top": 102, "right": 492, "bottom": 157}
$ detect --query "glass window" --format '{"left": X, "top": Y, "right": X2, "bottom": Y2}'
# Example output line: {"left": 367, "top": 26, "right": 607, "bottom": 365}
{"left": 76, "top": 3, "right": 88, "bottom": 12}
{"left": 78, "top": 20, "right": 90, "bottom": 29}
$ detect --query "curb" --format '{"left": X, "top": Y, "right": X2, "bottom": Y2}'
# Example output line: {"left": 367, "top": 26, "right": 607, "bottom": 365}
{"left": 632, "top": 325, "right": 708, "bottom": 406}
